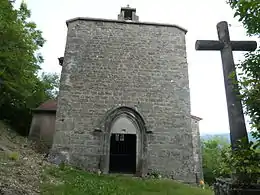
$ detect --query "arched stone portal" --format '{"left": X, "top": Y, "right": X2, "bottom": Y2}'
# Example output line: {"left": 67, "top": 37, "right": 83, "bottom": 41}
{"left": 109, "top": 115, "right": 138, "bottom": 173}
{"left": 100, "top": 107, "right": 147, "bottom": 176}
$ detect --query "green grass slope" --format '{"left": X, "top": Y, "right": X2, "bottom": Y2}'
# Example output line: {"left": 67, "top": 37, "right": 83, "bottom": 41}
{"left": 0, "top": 121, "right": 213, "bottom": 195}
{"left": 41, "top": 166, "right": 213, "bottom": 195}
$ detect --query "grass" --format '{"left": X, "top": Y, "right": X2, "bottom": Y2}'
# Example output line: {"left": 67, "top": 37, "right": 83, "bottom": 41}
{"left": 41, "top": 166, "right": 214, "bottom": 195}
{"left": 0, "top": 120, "right": 213, "bottom": 195}
{"left": 7, "top": 151, "right": 20, "bottom": 161}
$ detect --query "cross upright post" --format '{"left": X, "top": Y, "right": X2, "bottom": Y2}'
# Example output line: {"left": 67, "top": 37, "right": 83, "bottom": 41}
{"left": 195, "top": 21, "right": 257, "bottom": 149}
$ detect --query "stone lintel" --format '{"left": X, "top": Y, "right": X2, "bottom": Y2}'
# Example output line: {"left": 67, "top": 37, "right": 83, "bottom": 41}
{"left": 66, "top": 17, "right": 188, "bottom": 34}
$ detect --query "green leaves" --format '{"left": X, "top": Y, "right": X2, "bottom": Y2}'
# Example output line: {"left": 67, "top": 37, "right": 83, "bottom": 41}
{"left": 228, "top": 1, "right": 260, "bottom": 172}
{"left": 201, "top": 135, "right": 259, "bottom": 185}
{"left": 0, "top": 0, "right": 59, "bottom": 135}
{"left": 201, "top": 137, "right": 230, "bottom": 185}
{"left": 220, "top": 140, "right": 260, "bottom": 184}
{"left": 228, "top": 0, "right": 260, "bottom": 36}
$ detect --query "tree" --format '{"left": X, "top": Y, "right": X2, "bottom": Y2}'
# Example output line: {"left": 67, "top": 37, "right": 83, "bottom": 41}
{"left": 201, "top": 136, "right": 230, "bottom": 185}
{"left": 0, "top": 0, "right": 59, "bottom": 135}
{"left": 218, "top": 0, "right": 260, "bottom": 184}
{"left": 227, "top": 0, "right": 260, "bottom": 144}
{"left": 228, "top": 0, "right": 260, "bottom": 36}
{"left": 40, "top": 72, "right": 60, "bottom": 99}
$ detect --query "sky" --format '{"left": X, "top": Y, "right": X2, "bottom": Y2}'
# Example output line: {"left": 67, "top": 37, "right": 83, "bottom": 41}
{"left": 16, "top": 0, "right": 258, "bottom": 135}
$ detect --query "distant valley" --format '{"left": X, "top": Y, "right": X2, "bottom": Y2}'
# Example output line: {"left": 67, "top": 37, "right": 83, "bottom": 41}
{"left": 200, "top": 132, "right": 257, "bottom": 142}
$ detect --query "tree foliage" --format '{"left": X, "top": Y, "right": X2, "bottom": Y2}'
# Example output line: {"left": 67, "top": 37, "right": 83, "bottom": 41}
{"left": 221, "top": 139, "right": 260, "bottom": 184}
{"left": 228, "top": 0, "right": 260, "bottom": 142}
{"left": 202, "top": 136, "right": 230, "bottom": 185}
{"left": 202, "top": 136, "right": 260, "bottom": 185}
{"left": 202, "top": 1, "right": 260, "bottom": 186}
{"left": 228, "top": 0, "right": 260, "bottom": 36}
{"left": 216, "top": 0, "right": 260, "bottom": 184}
{"left": 0, "top": 0, "right": 59, "bottom": 135}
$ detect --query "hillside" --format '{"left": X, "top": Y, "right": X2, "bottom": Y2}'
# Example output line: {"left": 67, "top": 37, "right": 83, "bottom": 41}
{"left": 0, "top": 121, "right": 49, "bottom": 194}
{"left": 0, "top": 121, "right": 213, "bottom": 195}
{"left": 201, "top": 132, "right": 257, "bottom": 142}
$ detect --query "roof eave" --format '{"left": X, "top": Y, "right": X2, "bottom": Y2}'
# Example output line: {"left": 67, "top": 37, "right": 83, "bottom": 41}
{"left": 66, "top": 17, "right": 188, "bottom": 34}
{"left": 191, "top": 115, "right": 203, "bottom": 121}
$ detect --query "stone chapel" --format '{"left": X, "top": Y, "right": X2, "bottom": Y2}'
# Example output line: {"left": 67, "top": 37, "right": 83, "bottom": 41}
{"left": 49, "top": 6, "right": 203, "bottom": 183}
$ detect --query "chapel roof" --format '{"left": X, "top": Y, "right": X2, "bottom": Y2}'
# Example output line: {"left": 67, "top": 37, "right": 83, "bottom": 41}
{"left": 66, "top": 17, "right": 187, "bottom": 34}
{"left": 32, "top": 99, "right": 57, "bottom": 112}
{"left": 66, "top": 6, "right": 187, "bottom": 34}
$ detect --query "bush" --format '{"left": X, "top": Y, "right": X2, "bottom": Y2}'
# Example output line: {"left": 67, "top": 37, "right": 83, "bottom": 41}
{"left": 220, "top": 139, "right": 260, "bottom": 184}
{"left": 202, "top": 136, "right": 230, "bottom": 185}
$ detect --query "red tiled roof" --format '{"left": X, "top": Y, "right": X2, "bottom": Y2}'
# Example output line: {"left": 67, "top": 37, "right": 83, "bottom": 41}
{"left": 35, "top": 99, "right": 57, "bottom": 111}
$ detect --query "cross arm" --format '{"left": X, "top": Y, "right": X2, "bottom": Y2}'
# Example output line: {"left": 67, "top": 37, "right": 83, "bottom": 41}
{"left": 195, "top": 40, "right": 223, "bottom": 51}
{"left": 195, "top": 40, "right": 257, "bottom": 51}
{"left": 230, "top": 41, "right": 257, "bottom": 51}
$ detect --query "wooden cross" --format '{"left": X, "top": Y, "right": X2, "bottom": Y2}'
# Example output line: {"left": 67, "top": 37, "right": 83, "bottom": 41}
{"left": 195, "top": 21, "right": 257, "bottom": 149}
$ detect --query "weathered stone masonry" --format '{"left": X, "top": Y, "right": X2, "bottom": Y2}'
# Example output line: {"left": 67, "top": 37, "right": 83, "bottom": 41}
{"left": 50, "top": 7, "right": 203, "bottom": 183}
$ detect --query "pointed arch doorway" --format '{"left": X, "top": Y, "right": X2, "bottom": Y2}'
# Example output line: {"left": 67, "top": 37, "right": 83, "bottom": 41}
{"left": 100, "top": 107, "right": 147, "bottom": 176}
{"left": 109, "top": 115, "right": 138, "bottom": 174}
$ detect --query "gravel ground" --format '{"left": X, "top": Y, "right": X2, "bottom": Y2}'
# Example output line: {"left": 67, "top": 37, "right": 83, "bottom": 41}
{"left": 0, "top": 122, "right": 50, "bottom": 195}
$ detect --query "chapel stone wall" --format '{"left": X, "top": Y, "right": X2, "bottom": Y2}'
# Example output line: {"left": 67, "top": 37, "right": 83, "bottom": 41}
{"left": 191, "top": 116, "right": 204, "bottom": 183}
{"left": 51, "top": 17, "right": 196, "bottom": 182}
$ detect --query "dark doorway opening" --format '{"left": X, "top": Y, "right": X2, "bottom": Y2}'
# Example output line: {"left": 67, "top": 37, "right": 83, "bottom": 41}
{"left": 124, "top": 10, "right": 133, "bottom": 20}
{"left": 109, "top": 133, "right": 136, "bottom": 174}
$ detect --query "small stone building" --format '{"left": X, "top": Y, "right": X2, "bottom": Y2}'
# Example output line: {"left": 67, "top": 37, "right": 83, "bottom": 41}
{"left": 48, "top": 6, "right": 203, "bottom": 183}
{"left": 29, "top": 99, "right": 57, "bottom": 152}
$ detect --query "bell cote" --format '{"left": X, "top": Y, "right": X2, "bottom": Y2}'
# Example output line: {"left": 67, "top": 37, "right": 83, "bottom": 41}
{"left": 118, "top": 5, "right": 139, "bottom": 22}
